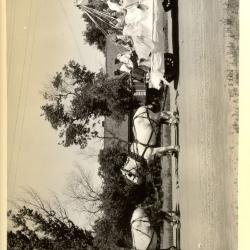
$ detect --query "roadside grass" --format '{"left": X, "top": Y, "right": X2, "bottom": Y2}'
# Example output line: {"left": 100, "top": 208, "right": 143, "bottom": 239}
{"left": 224, "top": 0, "right": 239, "bottom": 134}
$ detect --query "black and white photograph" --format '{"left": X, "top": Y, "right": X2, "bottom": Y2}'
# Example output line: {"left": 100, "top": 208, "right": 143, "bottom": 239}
{"left": 2, "top": 0, "right": 242, "bottom": 249}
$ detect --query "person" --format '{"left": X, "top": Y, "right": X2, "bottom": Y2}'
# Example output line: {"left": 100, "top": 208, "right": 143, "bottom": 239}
{"left": 115, "top": 34, "right": 133, "bottom": 49}
{"left": 114, "top": 39, "right": 133, "bottom": 50}
{"left": 115, "top": 52, "right": 134, "bottom": 68}
{"left": 106, "top": 0, "right": 148, "bottom": 25}
{"left": 149, "top": 71, "right": 170, "bottom": 88}
{"left": 119, "top": 63, "right": 132, "bottom": 73}
{"left": 115, "top": 16, "right": 126, "bottom": 29}
{"left": 124, "top": 3, "right": 148, "bottom": 24}
{"left": 106, "top": 0, "right": 124, "bottom": 12}
{"left": 114, "top": 66, "right": 147, "bottom": 83}
{"left": 114, "top": 69, "right": 124, "bottom": 76}
{"left": 122, "top": 23, "right": 155, "bottom": 61}
{"left": 131, "top": 67, "right": 147, "bottom": 82}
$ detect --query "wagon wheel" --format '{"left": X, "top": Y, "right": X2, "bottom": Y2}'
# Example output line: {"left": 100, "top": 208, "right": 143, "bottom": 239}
{"left": 164, "top": 53, "right": 176, "bottom": 82}
{"left": 162, "top": 0, "right": 175, "bottom": 12}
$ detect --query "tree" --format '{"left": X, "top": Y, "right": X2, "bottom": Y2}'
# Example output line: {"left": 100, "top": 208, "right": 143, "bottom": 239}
{"left": 93, "top": 143, "right": 166, "bottom": 249}
{"left": 84, "top": 25, "right": 107, "bottom": 52}
{"left": 98, "top": 142, "right": 143, "bottom": 211}
{"left": 78, "top": 0, "right": 118, "bottom": 52}
{"left": 93, "top": 143, "right": 146, "bottom": 249}
{"left": 93, "top": 217, "right": 132, "bottom": 250}
{"left": 98, "top": 141, "right": 128, "bottom": 179}
{"left": 7, "top": 188, "right": 94, "bottom": 250}
{"left": 65, "top": 164, "right": 102, "bottom": 221}
{"left": 41, "top": 60, "right": 139, "bottom": 149}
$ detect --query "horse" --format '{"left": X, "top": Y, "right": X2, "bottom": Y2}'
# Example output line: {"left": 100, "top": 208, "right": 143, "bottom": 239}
{"left": 122, "top": 105, "right": 179, "bottom": 184}
{"left": 131, "top": 206, "right": 179, "bottom": 250}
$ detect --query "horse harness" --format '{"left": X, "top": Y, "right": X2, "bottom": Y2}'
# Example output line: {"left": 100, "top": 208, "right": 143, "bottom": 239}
{"left": 122, "top": 151, "right": 148, "bottom": 183}
{"left": 131, "top": 214, "right": 156, "bottom": 250}
{"left": 122, "top": 107, "right": 160, "bottom": 183}
{"left": 132, "top": 106, "right": 160, "bottom": 158}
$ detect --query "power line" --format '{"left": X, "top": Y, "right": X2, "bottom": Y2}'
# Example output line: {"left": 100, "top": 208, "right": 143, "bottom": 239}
{"left": 11, "top": 0, "right": 41, "bottom": 196}
{"left": 8, "top": 0, "right": 33, "bottom": 195}
{"left": 57, "top": 0, "right": 85, "bottom": 64}
{"left": 7, "top": 0, "right": 17, "bottom": 83}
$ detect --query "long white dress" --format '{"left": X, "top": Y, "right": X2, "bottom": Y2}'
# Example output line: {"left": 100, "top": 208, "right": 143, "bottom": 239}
{"left": 124, "top": 4, "right": 147, "bottom": 24}
{"left": 117, "top": 53, "right": 134, "bottom": 68}
{"left": 120, "top": 64, "right": 132, "bottom": 73}
{"left": 121, "top": 0, "right": 163, "bottom": 60}
{"left": 122, "top": 23, "right": 154, "bottom": 60}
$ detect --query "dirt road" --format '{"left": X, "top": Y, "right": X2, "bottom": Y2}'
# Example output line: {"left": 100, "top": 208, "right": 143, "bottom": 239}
{"left": 171, "top": 0, "right": 238, "bottom": 249}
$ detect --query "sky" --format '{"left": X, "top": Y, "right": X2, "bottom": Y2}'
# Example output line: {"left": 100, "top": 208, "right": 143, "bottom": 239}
{"left": 7, "top": 0, "right": 105, "bottom": 228}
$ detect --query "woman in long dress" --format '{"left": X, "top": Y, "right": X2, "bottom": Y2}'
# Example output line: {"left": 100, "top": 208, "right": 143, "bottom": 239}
{"left": 123, "top": 0, "right": 160, "bottom": 60}
{"left": 124, "top": 2, "right": 148, "bottom": 24}
{"left": 122, "top": 21, "right": 159, "bottom": 61}
{"left": 107, "top": 0, "right": 148, "bottom": 24}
